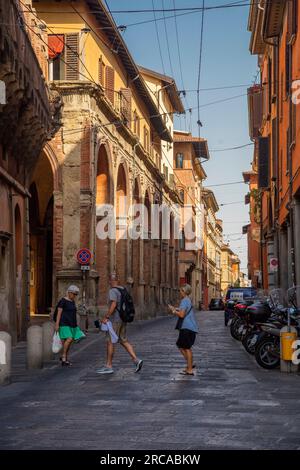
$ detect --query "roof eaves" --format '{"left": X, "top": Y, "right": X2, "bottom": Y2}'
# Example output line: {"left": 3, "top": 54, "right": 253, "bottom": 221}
{"left": 85, "top": 0, "right": 172, "bottom": 142}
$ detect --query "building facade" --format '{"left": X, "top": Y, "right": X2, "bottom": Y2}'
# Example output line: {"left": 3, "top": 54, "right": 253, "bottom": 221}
{"left": 203, "top": 189, "right": 221, "bottom": 303}
{"left": 26, "top": 0, "right": 185, "bottom": 321}
{"left": 246, "top": 0, "right": 300, "bottom": 291}
{"left": 0, "top": 0, "right": 52, "bottom": 342}
{"left": 173, "top": 131, "right": 209, "bottom": 309}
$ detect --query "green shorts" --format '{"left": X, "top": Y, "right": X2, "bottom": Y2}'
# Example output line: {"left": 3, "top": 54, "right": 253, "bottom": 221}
{"left": 106, "top": 322, "right": 127, "bottom": 343}
{"left": 59, "top": 326, "right": 85, "bottom": 341}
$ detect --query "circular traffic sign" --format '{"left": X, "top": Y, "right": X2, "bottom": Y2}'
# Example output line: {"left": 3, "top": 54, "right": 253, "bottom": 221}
{"left": 77, "top": 248, "right": 92, "bottom": 265}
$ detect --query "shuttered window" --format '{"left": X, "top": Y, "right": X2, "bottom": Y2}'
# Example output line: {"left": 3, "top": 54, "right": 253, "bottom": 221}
{"left": 258, "top": 136, "right": 270, "bottom": 189}
{"left": 287, "top": 0, "right": 298, "bottom": 40}
{"left": 285, "top": 44, "right": 292, "bottom": 96}
{"left": 105, "top": 66, "right": 115, "bottom": 105}
{"left": 133, "top": 110, "right": 140, "bottom": 136}
{"left": 98, "top": 57, "right": 105, "bottom": 86}
{"left": 120, "top": 88, "right": 132, "bottom": 125}
{"left": 65, "top": 33, "right": 79, "bottom": 80}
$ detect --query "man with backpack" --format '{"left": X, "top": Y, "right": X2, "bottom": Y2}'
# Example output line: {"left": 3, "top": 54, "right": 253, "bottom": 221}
{"left": 96, "top": 273, "right": 143, "bottom": 375}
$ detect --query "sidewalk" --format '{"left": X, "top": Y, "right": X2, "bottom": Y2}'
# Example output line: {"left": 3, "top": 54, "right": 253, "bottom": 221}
{"left": 1, "top": 311, "right": 300, "bottom": 450}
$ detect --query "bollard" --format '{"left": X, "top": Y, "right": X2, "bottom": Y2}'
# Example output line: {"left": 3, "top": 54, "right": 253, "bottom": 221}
{"left": 280, "top": 325, "right": 298, "bottom": 373}
{"left": 27, "top": 325, "right": 43, "bottom": 369}
{"left": 42, "top": 321, "right": 55, "bottom": 362}
{"left": 0, "top": 332, "right": 12, "bottom": 385}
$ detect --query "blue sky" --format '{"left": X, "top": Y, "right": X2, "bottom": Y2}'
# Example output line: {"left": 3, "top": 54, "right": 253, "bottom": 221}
{"left": 106, "top": 0, "right": 258, "bottom": 272}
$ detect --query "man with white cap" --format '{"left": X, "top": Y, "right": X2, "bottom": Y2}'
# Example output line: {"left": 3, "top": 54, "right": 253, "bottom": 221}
{"left": 96, "top": 273, "right": 143, "bottom": 374}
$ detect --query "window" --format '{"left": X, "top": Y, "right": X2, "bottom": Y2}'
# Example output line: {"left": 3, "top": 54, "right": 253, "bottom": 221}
{"left": 176, "top": 152, "right": 184, "bottom": 168}
{"left": 179, "top": 230, "right": 185, "bottom": 250}
{"left": 144, "top": 127, "right": 149, "bottom": 152}
{"left": 133, "top": 110, "right": 140, "bottom": 136}
{"left": 98, "top": 56, "right": 105, "bottom": 86}
{"left": 163, "top": 164, "right": 169, "bottom": 181}
{"left": 120, "top": 88, "right": 132, "bottom": 125}
{"left": 65, "top": 33, "right": 79, "bottom": 80}
{"left": 285, "top": 44, "right": 292, "bottom": 97}
{"left": 48, "top": 33, "right": 79, "bottom": 81}
{"left": 179, "top": 189, "right": 184, "bottom": 202}
{"left": 105, "top": 66, "right": 115, "bottom": 104}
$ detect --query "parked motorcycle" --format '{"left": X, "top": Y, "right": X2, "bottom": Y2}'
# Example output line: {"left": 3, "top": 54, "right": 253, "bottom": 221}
{"left": 254, "top": 288, "right": 300, "bottom": 369}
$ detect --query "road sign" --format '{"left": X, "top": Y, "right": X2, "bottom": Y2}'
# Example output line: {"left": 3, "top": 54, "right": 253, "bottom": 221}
{"left": 77, "top": 248, "right": 92, "bottom": 265}
{"left": 80, "top": 265, "right": 90, "bottom": 271}
{"left": 270, "top": 257, "right": 279, "bottom": 273}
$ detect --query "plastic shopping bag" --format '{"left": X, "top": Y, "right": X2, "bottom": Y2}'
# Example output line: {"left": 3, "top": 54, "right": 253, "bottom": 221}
{"left": 52, "top": 332, "right": 63, "bottom": 354}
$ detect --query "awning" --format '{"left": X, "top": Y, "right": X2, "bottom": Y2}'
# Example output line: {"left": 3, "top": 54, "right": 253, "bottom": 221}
{"left": 48, "top": 35, "right": 64, "bottom": 60}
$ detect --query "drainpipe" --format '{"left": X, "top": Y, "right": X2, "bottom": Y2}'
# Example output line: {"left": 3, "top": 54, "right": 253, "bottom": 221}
{"left": 259, "top": 191, "right": 264, "bottom": 289}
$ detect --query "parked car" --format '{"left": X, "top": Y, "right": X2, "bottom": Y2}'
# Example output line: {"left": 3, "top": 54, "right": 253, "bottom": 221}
{"left": 224, "top": 287, "right": 257, "bottom": 325}
{"left": 209, "top": 298, "right": 224, "bottom": 311}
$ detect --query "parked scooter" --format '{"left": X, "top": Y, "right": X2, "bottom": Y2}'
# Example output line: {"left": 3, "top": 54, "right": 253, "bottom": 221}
{"left": 254, "top": 288, "right": 300, "bottom": 369}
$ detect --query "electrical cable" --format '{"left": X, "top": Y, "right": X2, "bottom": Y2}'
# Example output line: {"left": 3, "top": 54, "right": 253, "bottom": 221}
{"left": 152, "top": 0, "right": 166, "bottom": 75}
{"left": 161, "top": 0, "right": 175, "bottom": 78}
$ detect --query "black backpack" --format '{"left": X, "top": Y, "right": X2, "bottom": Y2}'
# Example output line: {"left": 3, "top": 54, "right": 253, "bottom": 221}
{"left": 115, "top": 287, "right": 135, "bottom": 323}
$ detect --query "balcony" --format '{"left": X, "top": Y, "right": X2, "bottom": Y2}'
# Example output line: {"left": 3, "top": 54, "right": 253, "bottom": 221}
{"left": 0, "top": 0, "right": 51, "bottom": 172}
{"left": 262, "top": 0, "right": 287, "bottom": 39}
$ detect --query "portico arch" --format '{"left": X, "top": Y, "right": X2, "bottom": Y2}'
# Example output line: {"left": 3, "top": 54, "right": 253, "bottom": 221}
{"left": 29, "top": 151, "right": 54, "bottom": 315}
{"left": 116, "top": 163, "right": 128, "bottom": 284}
{"left": 96, "top": 144, "right": 113, "bottom": 300}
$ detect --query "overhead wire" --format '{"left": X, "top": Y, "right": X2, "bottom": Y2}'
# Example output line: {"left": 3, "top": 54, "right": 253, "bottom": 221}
{"left": 196, "top": 0, "right": 205, "bottom": 155}
{"left": 173, "top": 0, "right": 189, "bottom": 131}
{"left": 152, "top": 0, "right": 166, "bottom": 75}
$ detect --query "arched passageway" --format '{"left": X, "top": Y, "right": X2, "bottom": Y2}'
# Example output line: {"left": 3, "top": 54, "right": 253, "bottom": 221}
{"left": 132, "top": 179, "right": 141, "bottom": 300}
{"left": 15, "top": 204, "right": 23, "bottom": 338}
{"left": 29, "top": 152, "right": 54, "bottom": 315}
{"left": 96, "top": 145, "right": 111, "bottom": 301}
{"left": 116, "top": 164, "right": 127, "bottom": 285}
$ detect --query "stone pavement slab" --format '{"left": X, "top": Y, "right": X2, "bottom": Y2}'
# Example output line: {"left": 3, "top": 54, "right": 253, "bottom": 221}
{"left": 0, "top": 311, "right": 300, "bottom": 450}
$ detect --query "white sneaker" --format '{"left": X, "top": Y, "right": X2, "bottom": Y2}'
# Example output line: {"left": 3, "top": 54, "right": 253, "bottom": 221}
{"left": 96, "top": 366, "right": 114, "bottom": 374}
{"left": 135, "top": 359, "right": 143, "bottom": 373}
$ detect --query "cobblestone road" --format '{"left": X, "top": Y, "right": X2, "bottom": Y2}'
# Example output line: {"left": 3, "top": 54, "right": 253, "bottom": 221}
{"left": 1, "top": 311, "right": 300, "bottom": 450}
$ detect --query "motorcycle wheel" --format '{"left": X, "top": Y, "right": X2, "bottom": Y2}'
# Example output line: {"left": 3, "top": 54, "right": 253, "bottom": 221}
{"left": 255, "top": 337, "right": 280, "bottom": 369}
{"left": 242, "top": 331, "right": 257, "bottom": 355}
{"left": 230, "top": 318, "right": 243, "bottom": 340}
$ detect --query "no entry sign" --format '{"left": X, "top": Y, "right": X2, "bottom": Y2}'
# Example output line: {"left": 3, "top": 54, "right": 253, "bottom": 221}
{"left": 77, "top": 248, "right": 92, "bottom": 265}
{"left": 270, "top": 258, "right": 279, "bottom": 273}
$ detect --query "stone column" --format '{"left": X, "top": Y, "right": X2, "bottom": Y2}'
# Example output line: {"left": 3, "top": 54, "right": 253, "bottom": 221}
{"left": 27, "top": 325, "right": 43, "bottom": 369}
{"left": 0, "top": 332, "right": 12, "bottom": 385}
{"left": 266, "top": 235, "right": 276, "bottom": 290}
{"left": 293, "top": 197, "right": 300, "bottom": 285}
{"left": 42, "top": 321, "right": 55, "bottom": 362}
{"left": 279, "top": 227, "right": 288, "bottom": 291}
{"left": 287, "top": 221, "right": 293, "bottom": 288}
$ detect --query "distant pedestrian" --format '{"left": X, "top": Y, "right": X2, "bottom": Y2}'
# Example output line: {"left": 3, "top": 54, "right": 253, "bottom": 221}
{"left": 168, "top": 284, "right": 199, "bottom": 376}
{"left": 54, "top": 285, "right": 85, "bottom": 366}
{"left": 96, "top": 273, "right": 143, "bottom": 375}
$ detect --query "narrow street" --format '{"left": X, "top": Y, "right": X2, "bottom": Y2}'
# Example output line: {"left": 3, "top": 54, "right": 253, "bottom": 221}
{"left": 1, "top": 311, "right": 300, "bottom": 451}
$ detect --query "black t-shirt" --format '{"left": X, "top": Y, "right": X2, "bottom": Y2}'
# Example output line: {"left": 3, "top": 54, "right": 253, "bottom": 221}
{"left": 57, "top": 298, "right": 77, "bottom": 327}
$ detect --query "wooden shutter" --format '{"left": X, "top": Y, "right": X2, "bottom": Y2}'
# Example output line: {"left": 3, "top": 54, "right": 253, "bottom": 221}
{"left": 105, "top": 66, "right": 115, "bottom": 105}
{"left": 285, "top": 44, "right": 292, "bottom": 96}
{"left": 120, "top": 88, "right": 132, "bottom": 125}
{"left": 258, "top": 136, "right": 270, "bottom": 189}
{"left": 65, "top": 33, "right": 79, "bottom": 80}
{"left": 287, "top": 0, "right": 298, "bottom": 40}
{"left": 98, "top": 57, "right": 105, "bottom": 86}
